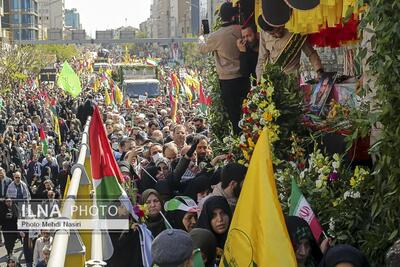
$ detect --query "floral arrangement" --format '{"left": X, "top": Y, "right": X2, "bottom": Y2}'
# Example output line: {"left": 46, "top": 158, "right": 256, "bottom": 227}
{"left": 276, "top": 138, "right": 374, "bottom": 245}
{"left": 238, "top": 76, "right": 280, "bottom": 163}
{"left": 236, "top": 64, "right": 305, "bottom": 164}
{"left": 133, "top": 204, "right": 149, "bottom": 224}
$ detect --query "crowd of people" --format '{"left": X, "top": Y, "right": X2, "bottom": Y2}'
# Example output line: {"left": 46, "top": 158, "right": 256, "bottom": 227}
{"left": 0, "top": 2, "right": 399, "bottom": 267}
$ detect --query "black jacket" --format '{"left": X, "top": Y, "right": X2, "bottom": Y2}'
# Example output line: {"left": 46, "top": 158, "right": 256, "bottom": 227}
{"left": 239, "top": 48, "right": 259, "bottom": 85}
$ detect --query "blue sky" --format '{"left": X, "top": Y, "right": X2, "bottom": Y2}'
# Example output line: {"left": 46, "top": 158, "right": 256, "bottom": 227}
{"left": 65, "top": 0, "right": 151, "bottom": 37}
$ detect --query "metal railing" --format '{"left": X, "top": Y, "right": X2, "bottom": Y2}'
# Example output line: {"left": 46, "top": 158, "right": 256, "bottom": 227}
{"left": 15, "top": 37, "right": 198, "bottom": 45}
{"left": 47, "top": 116, "right": 106, "bottom": 267}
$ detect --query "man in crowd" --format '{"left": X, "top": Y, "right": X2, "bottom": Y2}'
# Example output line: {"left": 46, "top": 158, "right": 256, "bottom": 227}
{"left": 6, "top": 171, "right": 31, "bottom": 202}
{"left": 237, "top": 23, "right": 260, "bottom": 85}
{"left": 0, "top": 167, "right": 12, "bottom": 199}
{"left": 152, "top": 229, "right": 193, "bottom": 267}
{"left": 193, "top": 117, "right": 209, "bottom": 137}
{"left": 256, "top": 16, "right": 323, "bottom": 81}
{"left": 198, "top": 2, "right": 248, "bottom": 134}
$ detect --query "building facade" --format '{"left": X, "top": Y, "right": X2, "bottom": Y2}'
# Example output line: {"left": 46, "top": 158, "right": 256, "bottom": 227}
{"left": 65, "top": 8, "right": 80, "bottom": 30}
{"left": 37, "top": 0, "right": 64, "bottom": 39}
{"left": 0, "top": 0, "right": 6, "bottom": 41}
{"left": 144, "top": 0, "right": 201, "bottom": 38}
{"left": 2, "top": 0, "right": 39, "bottom": 41}
{"left": 190, "top": 0, "right": 199, "bottom": 36}
{"left": 199, "top": 0, "right": 207, "bottom": 21}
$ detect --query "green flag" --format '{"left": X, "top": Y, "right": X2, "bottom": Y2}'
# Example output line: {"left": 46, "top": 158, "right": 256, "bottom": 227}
{"left": 57, "top": 61, "right": 82, "bottom": 98}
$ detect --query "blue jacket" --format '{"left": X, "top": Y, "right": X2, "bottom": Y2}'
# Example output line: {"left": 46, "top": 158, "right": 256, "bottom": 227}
{"left": 0, "top": 177, "right": 12, "bottom": 198}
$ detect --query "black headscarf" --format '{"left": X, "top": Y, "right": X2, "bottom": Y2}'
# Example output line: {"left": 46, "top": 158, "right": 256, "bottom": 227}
{"left": 196, "top": 196, "right": 232, "bottom": 248}
{"left": 285, "top": 216, "right": 323, "bottom": 267}
{"left": 165, "top": 196, "right": 198, "bottom": 232}
{"left": 319, "top": 244, "right": 370, "bottom": 267}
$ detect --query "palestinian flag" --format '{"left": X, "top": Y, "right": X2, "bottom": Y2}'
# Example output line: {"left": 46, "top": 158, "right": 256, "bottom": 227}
{"left": 39, "top": 128, "right": 48, "bottom": 156}
{"left": 164, "top": 196, "right": 199, "bottom": 213}
{"left": 90, "top": 105, "right": 137, "bottom": 219}
{"left": 289, "top": 178, "right": 323, "bottom": 241}
{"left": 199, "top": 82, "right": 210, "bottom": 113}
{"left": 89, "top": 106, "right": 143, "bottom": 260}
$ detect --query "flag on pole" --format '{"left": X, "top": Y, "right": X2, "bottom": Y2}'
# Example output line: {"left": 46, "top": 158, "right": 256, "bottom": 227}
{"left": 115, "top": 84, "right": 123, "bottom": 106}
{"left": 90, "top": 106, "right": 139, "bottom": 219}
{"left": 220, "top": 128, "right": 297, "bottom": 267}
{"left": 169, "top": 88, "right": 177, "bottom": 123}
{"left": 182, "top": 83, "right": 193, "bottom": 105}
{"left": 57, "top": 61, "right": 82, "bottom": 98}
{"left": 90, "top": 106, "right": 141, "bottom": 260}
{"left": 289, "top": 178, "right": 323, "bottom": 241}
{"left": 146, "top": 57, "right": 158, "bottom": 66}
{"left": 39, "top": 128, "right": 48, "bottom": 156}
{"left": 52, "top": 114, "right": 62, "bottom": 146}
{"left": 104, "top": 87, "right": 111, "bottom": 106}
{"left": 199, "top": 82, "right": 210, "bottom": 113}
{"left": 93, "top": 79, "right": 100, "bottom": 93}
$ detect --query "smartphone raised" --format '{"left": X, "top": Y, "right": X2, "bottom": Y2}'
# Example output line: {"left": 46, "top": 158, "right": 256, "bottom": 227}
{"left": 202, "top": 19, "right": 210, "bottom": 35}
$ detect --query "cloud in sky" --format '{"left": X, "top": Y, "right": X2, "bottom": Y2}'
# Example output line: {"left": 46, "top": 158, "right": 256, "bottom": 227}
{"left": 65, "top": 0, "right": 151, "bottom": 37}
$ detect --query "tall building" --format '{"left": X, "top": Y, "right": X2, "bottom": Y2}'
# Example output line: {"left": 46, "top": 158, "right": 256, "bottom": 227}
{"left": 2, "top": 0, "right": 39, "bottom": 41}
{"left": 145, "top": 0, "right": 200, "bottom": 38}
{"left": 190, "top": 0, "right": 200, "bottom": 36}
{"left": 170, "top": 0, "right": 193, "bottom": 37}
{"left": 150, "top": 0, "right": 170, "bottom": 38}
{"left": 199, "top": 0, "right": 207, "bottom": 21}
{"left": 37, "top": 0, "right": 64, "bottom": 38}
{"left": 65, "top": 8, "right": 80, "bottom": 30}
{"left": 0, "top": 0, "right": 6, "bottom": 42}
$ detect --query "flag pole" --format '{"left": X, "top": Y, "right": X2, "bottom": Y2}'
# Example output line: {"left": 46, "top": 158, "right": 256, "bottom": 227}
{"left": 159, "top": 211, "right": 173, "bottom": 229}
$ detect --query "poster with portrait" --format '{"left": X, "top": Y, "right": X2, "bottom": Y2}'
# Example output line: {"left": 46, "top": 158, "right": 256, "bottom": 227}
{"left": 310, "top": 72, "right": 337, "bottom": 115}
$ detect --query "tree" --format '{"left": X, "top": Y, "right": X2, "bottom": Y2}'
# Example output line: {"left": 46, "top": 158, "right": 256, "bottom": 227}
{"left": 0, "top": 45, "right": 50, "bottom": 94}
{"left": 37, "top": 44, "right": 79, "bottom": 62}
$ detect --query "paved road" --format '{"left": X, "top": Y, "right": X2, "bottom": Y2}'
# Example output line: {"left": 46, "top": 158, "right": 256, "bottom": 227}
{"left": 0, "top": 234, "right": 25, "bottom": 267}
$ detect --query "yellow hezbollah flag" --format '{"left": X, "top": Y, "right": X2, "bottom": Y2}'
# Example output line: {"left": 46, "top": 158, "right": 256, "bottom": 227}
{"left": 220, "top": 128, "right": 297, "bottom": 267}
{"left": 104, "top": 87, "right": 111, "bottom": 106}
{"left": 115, "top": 84, "right": 123, "bottom": 106}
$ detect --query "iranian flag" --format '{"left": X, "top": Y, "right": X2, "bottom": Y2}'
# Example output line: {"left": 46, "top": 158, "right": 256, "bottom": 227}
{"left": 289, "top": 178, "right": 323, "bottom": 241}
{"left": 39, "top": 127, "right": 48, "bottom": 156}
{"left": 146, "top": 57, "right": 158, "bottom": 66}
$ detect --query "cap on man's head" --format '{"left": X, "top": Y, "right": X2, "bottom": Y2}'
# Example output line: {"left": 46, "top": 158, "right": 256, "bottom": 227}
{"left": 152, "top": 229, "right": 193, "bottom": 267}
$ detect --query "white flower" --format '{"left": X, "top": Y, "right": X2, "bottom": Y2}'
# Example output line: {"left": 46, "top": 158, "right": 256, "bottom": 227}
{"left": 300, "top": 171, "right": 305, "bottom": 179}
{"left": 332, "top": 161, "right": 340, "bottom": 169}
{"left": 329, "top": 217, "right": 335, "bottom": 231}
{"left": 344, "top": 190, "right": 361, "bottom": 200}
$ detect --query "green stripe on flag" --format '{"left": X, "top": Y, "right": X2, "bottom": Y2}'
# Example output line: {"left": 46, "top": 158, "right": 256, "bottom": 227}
{"left": 95, "top": 176, "right": 124, "bottom": 200}
{"left": 289, "top": 178, "right": 303, "bottom": 215}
